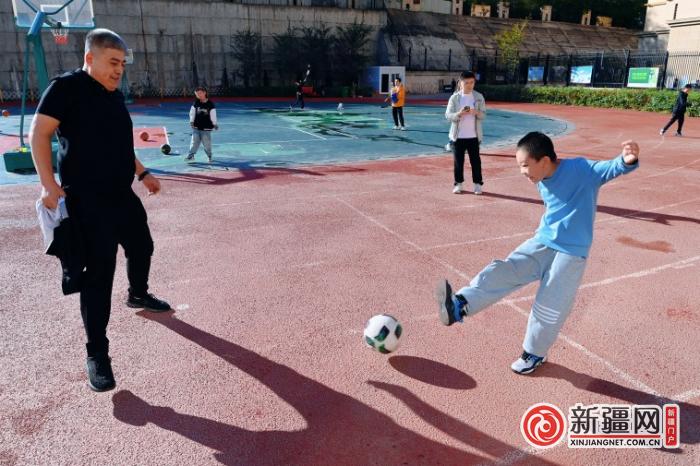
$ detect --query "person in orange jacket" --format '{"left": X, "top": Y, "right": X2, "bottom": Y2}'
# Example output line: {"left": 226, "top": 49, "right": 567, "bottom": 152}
{"left": 385, "top": 77, "right": 406, "bottom": 130}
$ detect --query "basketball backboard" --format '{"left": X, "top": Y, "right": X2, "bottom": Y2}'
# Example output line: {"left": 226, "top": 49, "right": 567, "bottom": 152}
{"left": 12, "top": 0, "right": 94, "bottom": 29}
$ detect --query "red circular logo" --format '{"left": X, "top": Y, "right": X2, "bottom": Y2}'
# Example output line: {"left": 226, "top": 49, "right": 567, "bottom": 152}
{"left": 521, "top": 403, "right": 566, "bottom": 448}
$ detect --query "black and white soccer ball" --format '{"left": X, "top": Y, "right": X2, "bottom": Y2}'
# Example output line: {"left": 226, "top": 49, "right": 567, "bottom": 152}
{"left": 363, "top": 314, "right": 402, "bottom": 354}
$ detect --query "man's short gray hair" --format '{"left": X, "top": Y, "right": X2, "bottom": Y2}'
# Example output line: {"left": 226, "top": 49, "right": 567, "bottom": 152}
{"left": 84, "top": 28, "right": 127, "bottom": 55}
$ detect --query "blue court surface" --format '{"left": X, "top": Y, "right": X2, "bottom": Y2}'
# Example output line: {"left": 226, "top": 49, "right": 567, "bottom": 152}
{"left": 0, "top": 101, "right": 571, "bottom": 185}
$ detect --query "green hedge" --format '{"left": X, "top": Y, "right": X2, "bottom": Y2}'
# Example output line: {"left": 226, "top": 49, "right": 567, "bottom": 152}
{"left": 476, "top": 85, "right": 699, "bottom": 117}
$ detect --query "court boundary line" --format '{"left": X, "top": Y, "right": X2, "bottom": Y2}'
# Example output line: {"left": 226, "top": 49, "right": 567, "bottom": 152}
{"left": 334, "top": 196, "right": 695, "bottom": 397}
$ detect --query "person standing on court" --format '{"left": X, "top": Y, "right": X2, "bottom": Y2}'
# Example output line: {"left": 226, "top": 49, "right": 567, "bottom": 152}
{"left": 445, "top": 71, "right": 486, "bottom": 195}
{"left": 30, "top": 28, "right": 171, "bottom": 393}
{"left": 660, "top": 84, "right": 692, "bottom": 136}
{"left": 385, "top": 77, "right": 406, "bottom": 130}
{"left": 185, "top": 86, "right": 218, "bottom": 163}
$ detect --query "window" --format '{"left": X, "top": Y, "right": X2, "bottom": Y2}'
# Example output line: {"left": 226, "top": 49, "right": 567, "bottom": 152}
{"left": 413, "top": 0, "right": 420, "bottom": 4}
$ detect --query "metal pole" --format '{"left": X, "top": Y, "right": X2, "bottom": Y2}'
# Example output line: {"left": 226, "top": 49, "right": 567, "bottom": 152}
{"left": 659, "top": 50, "right": 670, "bottom": 89}
{"left": 448, "top": 49, "right": 452, "bottom": 72}
{"left": 623, "top": 49, "right": 631, "bottom": 87}
{"left": 19, "top": 11, "right": 48, "bottom": 148}
{"left": 424, "top": 47, "right": 427, "bottom": 70}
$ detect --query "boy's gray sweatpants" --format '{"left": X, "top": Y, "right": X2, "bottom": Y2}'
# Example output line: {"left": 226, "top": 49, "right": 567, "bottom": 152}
{"left": 457, "top": 238, "right": 587, "bottom": 358}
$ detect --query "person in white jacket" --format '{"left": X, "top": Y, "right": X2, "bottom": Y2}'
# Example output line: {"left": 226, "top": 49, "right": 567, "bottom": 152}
{"left": 445, "top": 71, "right": 486, "bottom": 194}
{"left": 185, "top": 86, "right": 218, "bottom": 163}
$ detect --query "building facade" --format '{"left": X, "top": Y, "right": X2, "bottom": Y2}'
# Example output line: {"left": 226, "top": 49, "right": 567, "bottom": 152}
{"left": 639, "top": 0, "right": 700, "bottom": 52}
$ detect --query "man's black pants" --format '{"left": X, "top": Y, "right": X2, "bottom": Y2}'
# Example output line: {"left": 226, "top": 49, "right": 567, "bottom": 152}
{"left": 662, "top": 112, "right": 685, "bottom": 134}
{"left": 71, "top": 190, "right": 154, "bottom": 357}
{"left": 392, "top": 106, "right": 405, "bottom": 127}
{"left": 453, "top": 137, "right": 483, "bottom": 185}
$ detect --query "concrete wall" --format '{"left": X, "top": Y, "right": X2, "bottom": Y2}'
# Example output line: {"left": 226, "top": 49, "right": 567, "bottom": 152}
{"left": 406, "top": 70, "right": 461, "bottom": 94}
{"left": 0, "top": 0, "right": 386, "bottom": 99}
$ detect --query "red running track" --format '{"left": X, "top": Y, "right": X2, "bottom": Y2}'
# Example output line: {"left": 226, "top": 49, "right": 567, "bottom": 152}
{"left": 0, "top": 103, "right": 698, "bottom": 465}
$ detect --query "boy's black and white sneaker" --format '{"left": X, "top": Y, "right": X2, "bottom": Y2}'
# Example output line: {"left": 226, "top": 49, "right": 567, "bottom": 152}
{"left": 511, "top": 351, "right": 547, "bottom": 375}
{"left": 86, "top": 354, "right": 116, "bottom": 392}
{"left": 126, "top": 293, "right": 171, "bottom": 312}
{"left": 185, "top": 154, "right": 194, "bottom": 161}
{"left": 435, "top": 279, "right": 467, "bottom": 326}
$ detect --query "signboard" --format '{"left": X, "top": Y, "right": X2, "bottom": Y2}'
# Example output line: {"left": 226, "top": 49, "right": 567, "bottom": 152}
{"left": 627, "top": 67, "right": 659, "bottom": 88}
{"left": 571, "top": 65, "right": 593, "bottom": 84}
{"left": 527, "top": 66, "right": 545, "bottom": 82}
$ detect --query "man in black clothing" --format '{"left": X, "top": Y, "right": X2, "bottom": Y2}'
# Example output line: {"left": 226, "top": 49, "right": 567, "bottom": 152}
{"left": 290, "top": 65, "right": 311, "bottom": 110}
{"left": 30, "top": 28, "right": 170, "bottom": 392}
{"left": 661, "top": 84, "right": 692, "bottom": 136}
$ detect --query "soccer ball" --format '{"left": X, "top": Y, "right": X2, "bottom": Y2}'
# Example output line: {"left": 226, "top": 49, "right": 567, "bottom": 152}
{"left": 363, "top": 314, "right": 402, "bottom": 354}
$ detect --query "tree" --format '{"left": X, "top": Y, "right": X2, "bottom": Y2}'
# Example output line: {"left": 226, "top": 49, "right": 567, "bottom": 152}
{"left": 299, "top": 24, "right": 335, "bottom": 87}
{"left": 494, "top": 20, "right": 527, "bottom": 82}
{"left": 333, "top": 21, "right": 373, "bottom": 86}
{"left": 230, "top": 30, "right": 262, "bottom": 88}
{"left": 272, "top": 26, "right": 301, "bottom": 84}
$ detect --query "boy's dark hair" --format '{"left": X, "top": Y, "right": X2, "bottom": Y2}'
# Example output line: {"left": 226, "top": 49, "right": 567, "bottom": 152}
{"left": 395, "top": 77, "right": 402, "bottom": 82}
{"left": 683, "top": 84, "right": 692, "bottom": 90}
{"left": 517, "top": 131, "right": 557, "bottom": 162}
{"left": 460, "top": 71, "right": 476, "bottom": 80}
{"left": 84, "top": 28, "right": 127, "bottom": 55}
{"left": 195, "top": 86, "right": 208, "bottom": 97}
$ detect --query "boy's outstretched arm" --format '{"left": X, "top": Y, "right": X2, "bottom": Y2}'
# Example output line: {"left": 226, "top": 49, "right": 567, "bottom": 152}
{"left": 589, "top": 140, "right": 640, "bottom": 185}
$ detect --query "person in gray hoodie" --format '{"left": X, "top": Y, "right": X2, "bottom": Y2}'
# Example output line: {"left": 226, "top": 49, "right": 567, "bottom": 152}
{"left": 445, "top": 71, "right": 486, "bottom": 194}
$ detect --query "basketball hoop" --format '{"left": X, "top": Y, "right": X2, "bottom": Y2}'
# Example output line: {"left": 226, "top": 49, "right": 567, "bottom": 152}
{"left": 52, "top": 23, "right": 68, "bottom": 45}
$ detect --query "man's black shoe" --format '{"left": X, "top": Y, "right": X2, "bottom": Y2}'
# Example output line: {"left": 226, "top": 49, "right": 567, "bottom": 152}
{"left": 86, "top": 354, "right": 116, "bottom": 392}
{"left": 126, "top": 293, "right": 171, "bottom": 312}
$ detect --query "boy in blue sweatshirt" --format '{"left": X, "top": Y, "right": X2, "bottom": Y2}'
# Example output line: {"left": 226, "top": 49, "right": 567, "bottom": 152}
{"left": 436, "top": 132, "right": 640, "bottom": 374}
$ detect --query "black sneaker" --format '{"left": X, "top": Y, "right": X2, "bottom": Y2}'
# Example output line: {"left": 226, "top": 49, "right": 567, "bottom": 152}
{"left": 86, "top": 354, "right": 116, "bottom": 392}
{"left": 126, "top": 293, "right": 171, "bottom": 312}
{"left": 435, "top": 279, "right": 467, "bottom": 326}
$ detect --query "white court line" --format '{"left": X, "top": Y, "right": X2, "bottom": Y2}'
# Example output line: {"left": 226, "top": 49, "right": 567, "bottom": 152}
{"left": 671, "top": 388, "right": 700, "bottom": 403}
{"left": 318, "top": 126, "right": 359, "bottom": 139}
{"left": 425, "top": 196, "right": 700, "bottom": 251}
{"left": 337, "top": 195, "right": 700, "bottom": 464}
{"left": 335, "top": 196, "right": 697, "bottom": 397}
{"left": 292, "top": 127, "right": 327, "bottom": 140}
{"left": 505, "top": 300, "right": 663, "bottom": 398}
{"left": 335, "top": 197, "right": 469, "bottom": 279}
{"left": 614, "top": 156, "right": 700, "bottom": 183}
{"left": 504, "top": 255, "right": 700, "bottom": 307}
{"left": 217, "top": 139, "right": 325, "bottom": 146}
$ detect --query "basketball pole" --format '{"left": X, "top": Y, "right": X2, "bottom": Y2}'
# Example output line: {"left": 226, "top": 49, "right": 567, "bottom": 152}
{"left": 17, "top": 0, "right": 77, "bottom": 148}
{"left": 18, "top": 10, "right": 50, "bottom": 149}
{"left": 4, "top": 0, "right": 76, "bottom": 172}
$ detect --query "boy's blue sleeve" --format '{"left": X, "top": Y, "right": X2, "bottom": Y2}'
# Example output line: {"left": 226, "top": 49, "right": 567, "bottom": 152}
{"left": 588, "top": 155, "right": 639, "bottom": 185}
